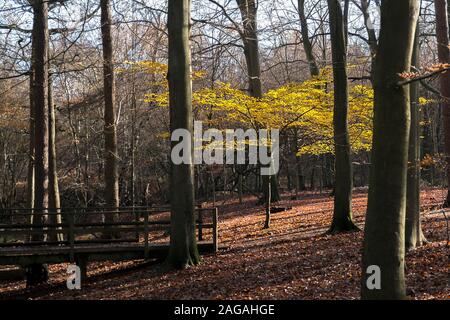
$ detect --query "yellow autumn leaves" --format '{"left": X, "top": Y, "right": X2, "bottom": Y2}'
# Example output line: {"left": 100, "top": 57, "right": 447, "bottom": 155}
{"left": 128, "top": 60, "right": 375, "bottom": 156}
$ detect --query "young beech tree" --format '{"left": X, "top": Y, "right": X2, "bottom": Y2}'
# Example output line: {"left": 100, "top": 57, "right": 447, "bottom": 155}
{"left": 297, "top": 0, "right": 320, "bottom": 77}
{"left": 362, "top": 0, "right": 420, "bottom": 300}
{"left": 405, "top": 22, "right": 426, "bottom": 250}
{"left": 236, "top": 0, "right": 280, "bottom": 204}
{"left": 48, "top": 73, "right": 63, "bottom": 242}
{"left": 327, "top": 0, "right": 358, "bottom": 233}
{"left": 100, "top": 0, "right": 120, "bottom": 214}
{"left": 435, "top": 0, "right": 450, "bottom": 207}
{"left": 167, "top": 0, "right": 200, "bottom": 268}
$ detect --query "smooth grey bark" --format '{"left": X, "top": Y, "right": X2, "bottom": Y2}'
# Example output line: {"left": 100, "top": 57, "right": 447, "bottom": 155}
{"left": 405, "top": 22, "right": 426, "bottom": 250}
{"left": 434, "top": 0, "right": 450, "bottom": 207}
{"left": 327, "top": 0, "right": 358, "bottom": 233}
{"left": 297, "top": 0, "right": 320, "bottom": 77}
{"left": 27, "top": 46, "right": 35, "bottom": 212}
{"left": 362, "top": 0, "right": 420, "bottom": 300}
{"left": 100, "top": 0, "right": 119, "bottom": 240}
{"left": 100, "top": 0, "right": 119, "bottom": 211}
{"left": 167, "top": 0, "right": 200, "bottom": 269}
{"left": 359, "top": 0, "right": 378, "bottom": 58}
{"left": 48, "top": 74, "right": 63, "bottom": 242}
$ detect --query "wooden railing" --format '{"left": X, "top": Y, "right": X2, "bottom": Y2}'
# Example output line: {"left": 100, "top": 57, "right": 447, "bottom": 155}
{"left": 0, "top": 207, "right": 219, "bottom": 263}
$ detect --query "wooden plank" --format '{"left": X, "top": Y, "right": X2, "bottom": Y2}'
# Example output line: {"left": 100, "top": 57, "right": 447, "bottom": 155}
{"left": 0, "top": 238, "right": 138, "bottom": 248}
{"left": 0, "top": 223, "right": 214, "bottom": 238}
{"left": 0, "top": 242, "right": 219, "bottom": 266}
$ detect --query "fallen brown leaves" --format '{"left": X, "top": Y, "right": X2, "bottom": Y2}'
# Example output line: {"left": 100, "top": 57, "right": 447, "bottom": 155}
{"left": 0, "top": 188, "right": 448, "bottom": 300}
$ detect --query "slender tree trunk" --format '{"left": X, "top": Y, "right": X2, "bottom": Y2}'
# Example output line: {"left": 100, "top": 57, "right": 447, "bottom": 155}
{"left": 406, "top": 22, "right": 426, "bottom": 250}
{"left": 100, "top": 0, "right": 119, "bottom": 208}
{"left": 361, "top": 0, "right": 420, "bottom": 300}
{"left": 296, "top": 0, "right": 318, "bottom": 200}
{"left": 343, "top": 0, "right": 350, "bottom": 48}
{"left": 297, "top": 0, "right": 320, "bottom": 77}
{"left": 238, "top": 173, "right": 243, "bottom": 204}
{"left": 28, "top": 0, "right": 50, "bottom": 287}
{"left": 167, "top": 0, "right": 200, "bottom": 269}
{"left": 360, "top": 0, "right": 378, "bottom": 58}
{"left": 32, "top": 0, "right": 49, "bottom": 238}
{"left": 327, "top": 0, "right": 358, "bottom": 233}
{"left": 236, "top": 0, "right": 262, "bottom": 98}
{"left": 448, "top": 0, "right": 450, "bottom": 38}
{"left": 100, "top": 0, "right": 119, "bottom": 236}
{"left": 434, "top": 0, "right": 450, "bottom": 207}
{"left": 236, "top": 0, "right": 280, "bottom": 203}
{"left": 48, "top": 74, "right": 63, "bottom": 242}
{"left": 27, "top": 54, "right": 35, "bottom": 213}
{"left": 263, "top": 182, "right": 271, "bottom": 229}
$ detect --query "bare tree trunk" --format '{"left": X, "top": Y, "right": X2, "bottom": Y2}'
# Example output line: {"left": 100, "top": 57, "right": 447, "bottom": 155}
{"left": 236, "top": 0, "right": 280, "bottom": 204}
{"left": 236, "top": 0, "right": 262, "bottom": 98}
{"left": 360, "top": 0, "right": 378, "bottom": 57}
{"left": 263, "top": 181, "right": 271, "bottom": 229}
{"left": 32, "top": 0, "right": 49, "bottom": 236}
{"left": 28, "top": 0, "right": 50, "bottom": 287}
{"left": 406, "top": 22, "right": 426, "bottom": 250}
{"left": 362, "top": 0, "right": 420, "bottom": 300}
{"left": 48, "top": 74, "right": 63, "bottom": 242}
{"left": 297, "top": 0, "right": 320, "bottom": 76}
{"left": 167, "top": 0, "right": 200, "bottom": 269}
{"left": 100, "top": 0, "right": 119, "bottom": 235}
{"left": 327, "top": 0, "right": 358, "bottom": 233}
{"left": 434, "top": 0, "right": 450, "bottom": 207}
{"left": 448, "top": 0, "right": 450, "bottom": 38}
{"left": 27, "top": 55, "right": 35, "bottom": 212}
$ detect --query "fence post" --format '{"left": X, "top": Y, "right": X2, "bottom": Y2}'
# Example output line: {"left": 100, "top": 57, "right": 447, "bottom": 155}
{"left": 68, "top": 210, "right": 75, "bottom": 263}
{"left": 198, "top": 209, "right": 203, "bottom": 242}
{"left": 144, "top": 210, "right": 149, "bottom": 259}
{"left": 212, "top": 208, "right": 218, "bottom": 253}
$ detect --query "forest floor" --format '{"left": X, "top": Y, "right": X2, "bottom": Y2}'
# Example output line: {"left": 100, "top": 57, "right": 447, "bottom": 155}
{"left": 0, "top": 188, "right": 448, "bottom": 300}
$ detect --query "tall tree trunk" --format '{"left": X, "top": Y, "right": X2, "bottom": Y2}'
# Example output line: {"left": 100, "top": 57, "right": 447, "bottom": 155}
{"left": 405, "top": 22, "right": 426, "bottom": 250}
{"left": 360, "top": 0, "right": 378, "bottom": 58}
{"left": 100, "top": 0, "right": 119, "bottom": 234}
{"left": 327, "top": 0, "right": 358, "bottom": 233}
{"left": 295, "top": 0, "right": 318, "bottom": 200}
{"left": 27, "top": 51, "right": 35, "bottom": 213}
{"left": 236, "top": 0, "right": 280, "bottom": 203}
{"left": 361, "top": 0, "right": 420, "bottom": 300}
{"left": 297, "top": 0, "right": 320, "bottom": 77}
{"left": 236, "top": 0, "right": 262, "bottom": 98}
{"left": 167, "top": 0, "right": 200, "bottom": 269}
{"left": 434, "top": 0, "right": 450, "bottom": 207}
{"left": 28, "top": 0, "right": 50, "bottom": 287}
{"left": 48, "top": 74, "right": 63, "bottom": 242}
{"left": 448, "top": 0, "right": 450, "bottom": 38}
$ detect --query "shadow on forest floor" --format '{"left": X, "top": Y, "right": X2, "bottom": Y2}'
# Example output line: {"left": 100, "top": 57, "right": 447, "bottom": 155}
{"left": 0, "top": 188, "right": 448, "bottom": 300}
